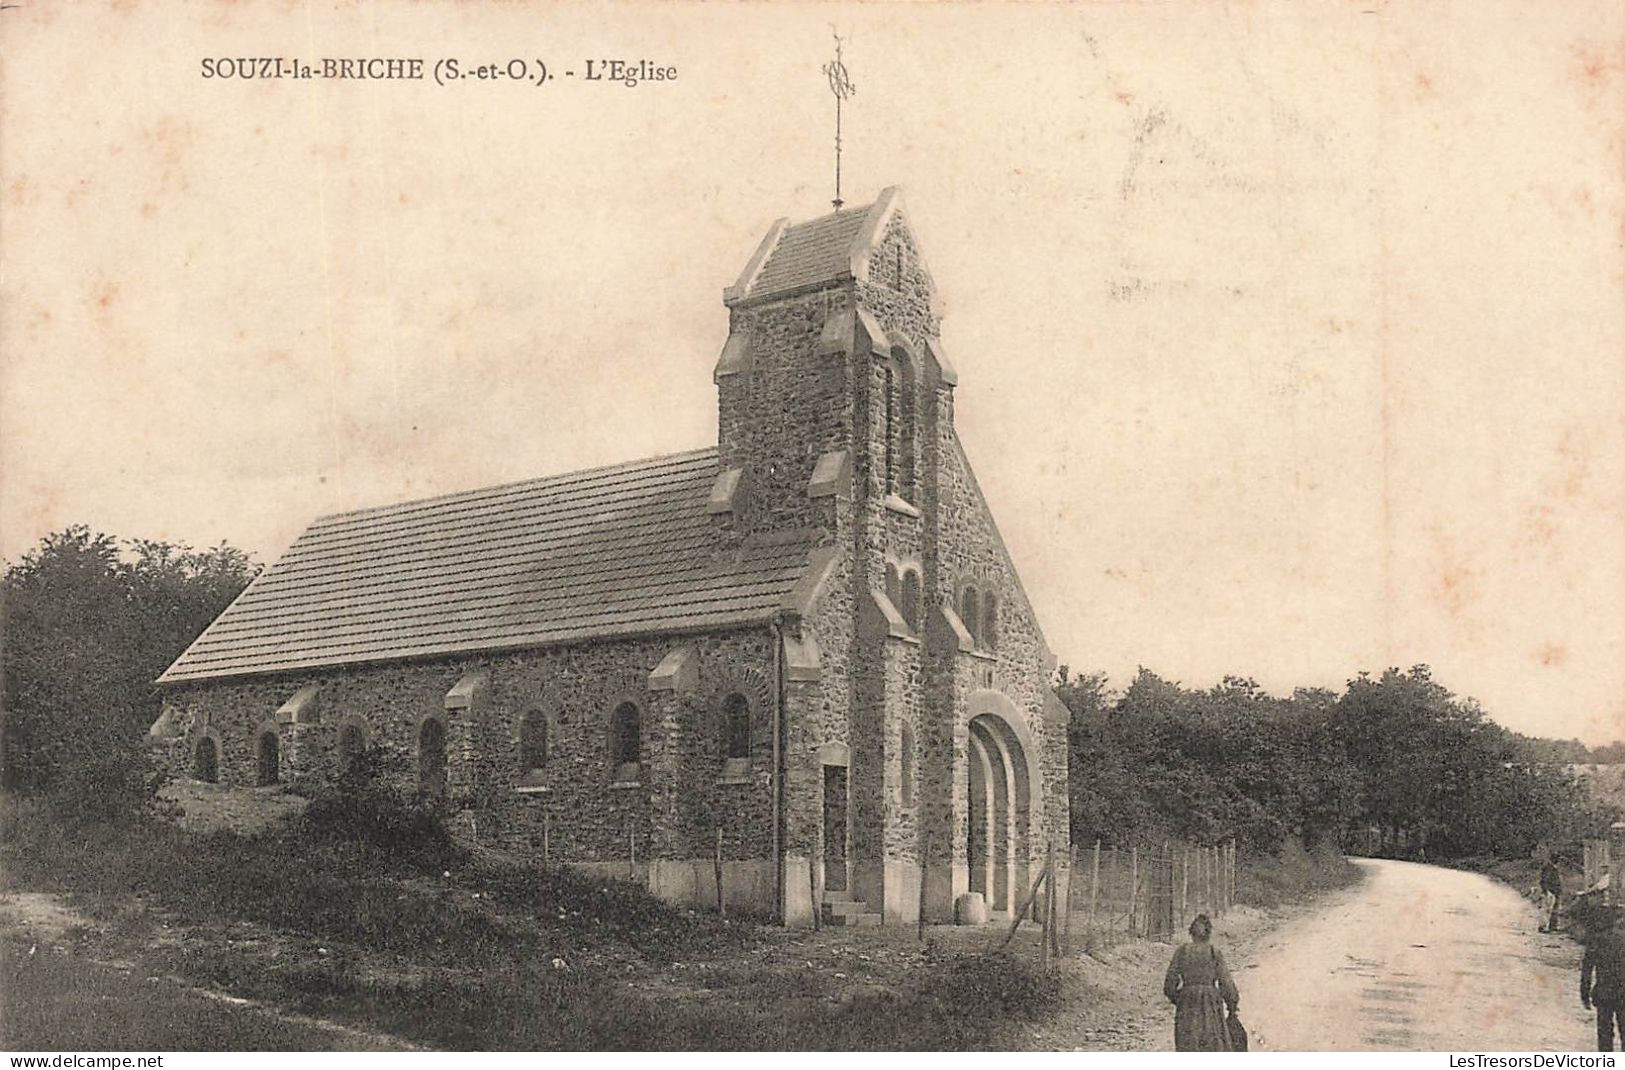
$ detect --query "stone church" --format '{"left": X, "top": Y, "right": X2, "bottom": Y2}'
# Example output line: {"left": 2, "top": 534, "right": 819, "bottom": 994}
{"left": 150, "top": 187, "right": 1071, "bottom": 926}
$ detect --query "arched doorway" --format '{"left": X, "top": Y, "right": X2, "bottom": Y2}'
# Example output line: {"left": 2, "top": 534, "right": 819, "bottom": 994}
{"left": 964, "top": 693, "right": 1035, "bottom": 918}
{"left": 193, "top": 736, "right": 219, "bottom": 783}
{"left": 419, "top": 717, "right": 447, "bottom": 797}
{"left": 256, "top": 731, "right": 280, "bottom": 786}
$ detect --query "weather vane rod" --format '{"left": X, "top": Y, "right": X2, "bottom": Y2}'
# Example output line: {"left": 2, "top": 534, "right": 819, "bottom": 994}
{"left": 823, "top": 29, "right": 856, "bottom": 210}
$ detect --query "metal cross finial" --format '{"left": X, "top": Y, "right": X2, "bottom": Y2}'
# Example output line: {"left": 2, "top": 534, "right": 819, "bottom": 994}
{"left": 822, "top": 29, "right": 856, "bottom": 210}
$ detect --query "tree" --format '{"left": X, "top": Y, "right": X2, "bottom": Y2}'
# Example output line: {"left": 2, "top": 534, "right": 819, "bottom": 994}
{"left": 1, "top": 526, "right": 257, "bottom": 819}
{"left": 1328, "top": 666, "right": 1597, "bottom": 860}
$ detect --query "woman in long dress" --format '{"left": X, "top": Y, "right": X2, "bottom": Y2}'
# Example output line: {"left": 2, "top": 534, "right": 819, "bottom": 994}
{"left": 1163, "top": 913, "right": 1240, "bottom": 1051}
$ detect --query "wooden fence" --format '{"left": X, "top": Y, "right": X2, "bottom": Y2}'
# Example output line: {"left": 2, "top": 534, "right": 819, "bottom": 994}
{"left": 998, "top": 839, "right": 1238, "bottom": 967}
{"left": 1062, "top": 840, "right": 1237, "bottom": 954}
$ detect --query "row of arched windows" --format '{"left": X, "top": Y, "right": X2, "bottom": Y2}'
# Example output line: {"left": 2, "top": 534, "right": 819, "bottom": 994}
{"left": 962, "top": 584, "right": 999, "bottom": 651}
{"left": 190, "top": 691, "right": 760, "bottom": 795}
{"left": 882, "top": 566, "right": 1001, "bottom": 651}
{"left": 884, "top": 563, "right": 923, "bottom": 633}
{"left": 518, "top": 692, "right": 756, "bottom": 785}
{"left": 192, "top": 730, "right": 283, "bottom": 787}
{"left": 192, "top": 720, "right": 375, "bottom": 788}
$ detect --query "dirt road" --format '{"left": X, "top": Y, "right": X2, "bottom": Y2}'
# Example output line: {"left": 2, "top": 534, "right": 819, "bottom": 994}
{"left": 1238, "top": 858, "right": 1594, "bottom": 1051}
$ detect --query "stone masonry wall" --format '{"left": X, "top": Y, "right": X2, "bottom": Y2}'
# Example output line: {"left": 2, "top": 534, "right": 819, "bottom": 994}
{"left": 154, "top": 628, "right": 780, "bottom": 867}
{"left": 720, "top": 289, "right": 853, "bottom": 537}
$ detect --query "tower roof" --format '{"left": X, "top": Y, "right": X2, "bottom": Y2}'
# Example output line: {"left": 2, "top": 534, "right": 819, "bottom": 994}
{"left": 750, "top": 207, "right": 871, "bottom": 299}
{"left": 725, "top": 186, "right": 926, "bottom": 307}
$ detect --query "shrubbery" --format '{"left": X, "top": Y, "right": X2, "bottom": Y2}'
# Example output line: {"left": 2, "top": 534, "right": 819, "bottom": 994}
{"left": 1, "top": 527, "right": 256, "bottom": 823}
{"left": 296, "top": 751, "right": 462, "bottom": 871}
{"left": 917, "top": 947, "right": 1064, "bottom": 1021}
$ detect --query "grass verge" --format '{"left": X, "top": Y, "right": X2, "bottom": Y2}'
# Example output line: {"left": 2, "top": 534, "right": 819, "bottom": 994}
{"left": 1236, "top": 840, "right": 1363, "bottom": 908}
{"left": 0, "top": 797, "right": 1060, "bottom": 1050}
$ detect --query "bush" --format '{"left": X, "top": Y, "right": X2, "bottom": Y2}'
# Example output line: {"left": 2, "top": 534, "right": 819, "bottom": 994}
{"left": 1235, "top": 840, "right": 1361, "bottom": 907}
{"left": 918, "top": 948, "right": 1063, "bottom": 1022}
{"left": 2, "top": 527, "right": 255, "bottom": 822}
{"left": 296, "top": 752, "right": 462, "bottom": 870}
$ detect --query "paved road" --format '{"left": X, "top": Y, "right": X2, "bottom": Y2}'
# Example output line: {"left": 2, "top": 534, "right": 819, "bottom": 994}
{"left": 1238, "top": 859, "right": 1596, "bottom": 1051}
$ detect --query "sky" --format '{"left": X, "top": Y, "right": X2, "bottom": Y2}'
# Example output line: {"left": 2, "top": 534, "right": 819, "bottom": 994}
{"left": 2, "top": 1, "right": 1622, "bottom": 743}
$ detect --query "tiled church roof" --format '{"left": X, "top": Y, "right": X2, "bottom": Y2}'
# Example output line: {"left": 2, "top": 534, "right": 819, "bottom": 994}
{"left": 158, "top": 448, "right": 819, "bottom": 684}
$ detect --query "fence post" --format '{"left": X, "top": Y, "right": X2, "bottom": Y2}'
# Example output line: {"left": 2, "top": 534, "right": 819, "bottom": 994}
{"left": 542, "top": 808, "right": 551, "bottom": 864}
{"left": 1001, "top": 866, "right": 1049, "bottom": 950}
{"left": 715, "top": 827, "right": 726, "bottom": 917}
{"left": 1042, "top": 842, "right": 1056, "bottom": 969}
{"left": 629, "top": 822, "right": 637, "bottom": 881}
{"left": 1062, "top": 844, "right": 1076, "bottom": 954}
{"left": 1128, "top": 846, "right": 1139, "bottom": 938}
{"left": 1163, "top": 839, "right": 1176, "bottom": 936}
{"left": 1050, "top": 844, "right": 1062, "bottom": 959}
{"left": 917, "top": 839, "right": 929, "bottom": 941}
{"left": 810, "top": 823, "right": 822, "bottom": 932}
{"left": 1227, "top": 843, "right": 1234, "bottom": 914}
{"left": 1229, "top": 842, "right": 1237, "bottom": 913}
{"left": 1089, "top": 840, "right": 1101, "bottom": 949}
{"left": 1113, "top": 846, "right": 1123, "bottom": 947}
{"left": 1108, "top": 846, "right": 1118, "bottom": 948}
{"left": 1183, "top": 845, "right": 1196, "bottom": 930}
{"left": 1200, "top": 846, "right": 1208, "bottom": 914}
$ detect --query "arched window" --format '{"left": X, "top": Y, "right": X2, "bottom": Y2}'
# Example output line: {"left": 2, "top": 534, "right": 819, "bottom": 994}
{"left": 896, "top": 353, "right": 917, "bottom": 501}
{"left": 899, "top": 570, "right": 921, "bottom": 633}
{"left": 611, "top": 702, "right": 641, "bottom": 783}
{"left": 900, "top": 723, "right": 916, "bottom": 807}
{"left": 519, "top": 709, "right": 548, "bottom": 771}
{"left": 962, "top": 586, "right": 980, "bottom": 646}
{"left": 982, "top": 592, "right": 999, "bottom": 652}
{"left": 723, "top": 693, "right": 751, "bottom": 760}
{"left": 256, "top": 731, "right": 280, "bottom": 786}
{"left": 419, "top": 717, "right": 447, "bottom": 797}
{"left": 885, "top": 562, "right": 900, "bottom": 611}
{"left": 337, "top": 722, "right": 366, "bottom": 774}
{"left": 193, "top": 736, "right": 218, "bottom": 783}
{"left": 721, "top": 692, "right": 751, "bottom": 778}
{"left": 882, "top": 361, "right": 898, "bottom": 494}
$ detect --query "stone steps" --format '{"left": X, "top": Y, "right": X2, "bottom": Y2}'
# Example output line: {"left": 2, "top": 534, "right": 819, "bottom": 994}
{"left": 821, "top": 890, "right": 881, "bottom": 927}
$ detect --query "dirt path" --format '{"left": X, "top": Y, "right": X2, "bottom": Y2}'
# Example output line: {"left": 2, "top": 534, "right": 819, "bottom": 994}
{"left": 1238, "top": 858, "right": 1593, "bottom": 1051}
{"left": 1039, "top": 900, "right": 1320, "bottom": 1051}
{"left": 0, "top": 892, "right": 417, "bottom": 1052}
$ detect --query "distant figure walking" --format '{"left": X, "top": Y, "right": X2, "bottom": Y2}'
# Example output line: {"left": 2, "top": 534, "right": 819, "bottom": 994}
{"left": 1579, "top": 904, "right": 1625, "bottom": 1050}
{"left": 1541, "top": 857, "right": 1563, "bottom": 933}
{"left": 1163, "top": 913, "right": 1241, "bottom": 1052}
